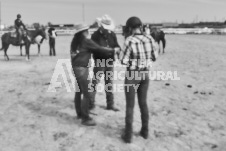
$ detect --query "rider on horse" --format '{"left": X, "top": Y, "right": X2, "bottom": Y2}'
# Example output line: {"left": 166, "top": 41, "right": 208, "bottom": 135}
{"left": 14, "top": 14, "right": 27, "bottom": 44}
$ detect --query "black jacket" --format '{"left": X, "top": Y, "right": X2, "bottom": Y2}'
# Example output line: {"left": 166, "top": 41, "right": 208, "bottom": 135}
{"left": 14, "top": 19, "right": 26, "bottom": 29}
{"left": 91, "top": 29, "right": 120, "bottom": 60}
{"left": 71, "top": 38, "right": 114, "bottom": 67}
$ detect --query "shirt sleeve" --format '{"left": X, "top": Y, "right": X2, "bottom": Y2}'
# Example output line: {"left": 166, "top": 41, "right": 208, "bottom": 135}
{"left": 120, "top": 40, "right": 131, "bottom": 65}
{"left": 91, "top": 32, "right": 98, "bottom": 44}
{"left": 85, "top": 39, "right": 114, "bottom": 54}
{"left": 151, "top": 37, "right": 158, "bottom": 53}
{"left": 148, "top": 36, "right": 158, "bottom": 61}
{"left": 114, "top": 33, "right": 121, "bottom": 48}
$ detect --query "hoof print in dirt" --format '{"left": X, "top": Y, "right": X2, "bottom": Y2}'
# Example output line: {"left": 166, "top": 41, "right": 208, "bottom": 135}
{"left": 182, "top": 108, "right": 188, "bottom": 111}
{"left": 211, "top": 144, "right": 218, "bottom": 149}
{"left": 165, "top": 83, "right": 170, "bottom": 86}
{"left": 200, "top": 92, "right": 206, "bottom": 95}
{"left": 44, "top": 82, "right": 50, "bottom": 85}
{"left": 8, "top": 89, "right": 15, "bottom": 93}
{"left": 187, "top": 85, "right": 192, "bottom": 88}
{"left": 53, "top": 132, "right": 68, "bottom": 141}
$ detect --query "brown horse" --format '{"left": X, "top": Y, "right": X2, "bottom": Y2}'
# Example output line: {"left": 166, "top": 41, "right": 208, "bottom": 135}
{"left": 123, "top": 26, "right": 166, "bottom": 54}
{"left": 150, "top": 28, "right": 166, "bottom": 54}
{"left": 0, "top": 27, "right": 46, "bottom": 61}
{"left": 20, "top": 34, "right": 46, "bottom": 56}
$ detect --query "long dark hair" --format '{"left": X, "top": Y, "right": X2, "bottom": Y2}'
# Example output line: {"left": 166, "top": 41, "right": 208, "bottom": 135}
{"left": 122, "top": 25, "right": 144, "bottom": 39}
{"left": 70, "top": 30, "right": 87, "bottom": 52}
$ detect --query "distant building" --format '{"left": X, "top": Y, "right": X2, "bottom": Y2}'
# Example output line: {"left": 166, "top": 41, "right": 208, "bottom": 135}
{"left": 49, "top": 24, "right": 74, "bottom": 29}
{"left": 162, "top": 22, "right": 179, "bottom": 28}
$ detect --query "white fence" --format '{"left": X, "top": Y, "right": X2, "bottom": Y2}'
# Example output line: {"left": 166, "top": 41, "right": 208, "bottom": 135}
{"left": 1, "top": 28, "right": 226, "bottom": 37}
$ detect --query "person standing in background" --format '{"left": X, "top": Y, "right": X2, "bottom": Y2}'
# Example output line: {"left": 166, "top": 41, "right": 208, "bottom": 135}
{"left": 48, "top": 27, "right": 57, "bottom": 56}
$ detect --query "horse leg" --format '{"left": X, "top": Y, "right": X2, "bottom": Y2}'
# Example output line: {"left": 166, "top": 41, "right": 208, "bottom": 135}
{"left": 162, "top": 38, "right": 166, "bottom": 54}
{"left": 158, "top": 41, "right": 161, "bottom": 54}
{"left": 49, "top": 44, "right": 52, "bottom": 56}
{"left": 4, "top": 45, "right": 10, "bottom": 61}
{"left": 20, "top": 45, "right": 23, "bottom": 56}
{"left": 53, "top": 40, "right": 56, "bottom": 56}
{"left": 25, "top": 43, "right": 31, "bottom": 61}
{"left": 38, "top": 44, "right": 41, "bottom": 56}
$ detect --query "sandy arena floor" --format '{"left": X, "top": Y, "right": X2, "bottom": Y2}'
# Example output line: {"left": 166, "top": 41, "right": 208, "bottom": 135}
{"left": 0, "top": 35, "right": 226, "bottom": 151}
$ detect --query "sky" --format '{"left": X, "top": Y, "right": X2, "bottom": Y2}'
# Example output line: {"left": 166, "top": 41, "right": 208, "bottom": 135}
{"left": 0, "top": 0, "right": 226, "bottom": 26}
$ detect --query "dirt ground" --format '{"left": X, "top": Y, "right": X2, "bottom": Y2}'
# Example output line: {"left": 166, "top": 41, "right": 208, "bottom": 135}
{"left": 0, "top": 35, "right": 226, "bottom": 151}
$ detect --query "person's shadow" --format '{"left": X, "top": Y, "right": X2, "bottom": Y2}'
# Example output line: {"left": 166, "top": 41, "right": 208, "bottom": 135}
{"left": 22, "top": 98, "right": 79, "bottom": 125}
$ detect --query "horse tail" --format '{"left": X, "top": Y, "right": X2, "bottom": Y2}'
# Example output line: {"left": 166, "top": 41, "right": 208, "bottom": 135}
{"left": 0, "top": 38, "right": 4, "bottom": 50}
{"left": 0, "top": 33, "right": 7, "bottom": 50}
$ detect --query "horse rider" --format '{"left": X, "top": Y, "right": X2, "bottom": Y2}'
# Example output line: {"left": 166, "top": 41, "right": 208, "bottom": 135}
{"left": 14, "top": 14, "right": 27, "bottom": 44}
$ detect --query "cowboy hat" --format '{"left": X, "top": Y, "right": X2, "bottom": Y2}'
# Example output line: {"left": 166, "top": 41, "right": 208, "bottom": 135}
{"left": 99, "top": 15, "right": 115, "bottom": 31}
{"left": 74, "top": 23, "right": 89, "bottom": 34}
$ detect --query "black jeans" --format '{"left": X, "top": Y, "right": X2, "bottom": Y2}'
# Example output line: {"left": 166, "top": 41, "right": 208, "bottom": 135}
{"left": 73, "top": 66, "right": 93, "bottom": 120}
{"left": 91, "top": 60, "right": 114, "bottom": 107}
{"left": 49, "top": 38, "right": 56, "bottom": 56}
{"left": 124, "top": 69, "right": 149, "bottom": 135}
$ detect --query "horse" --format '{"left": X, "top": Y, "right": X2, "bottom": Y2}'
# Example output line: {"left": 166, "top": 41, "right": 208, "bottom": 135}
{"left": 122, "top": 26, "right": 166, "bottom": 54}
{"left": 150, "top": 28, "right": 166, "bottom": 54}
{"left": 19, "top": 34, "right": 46, "bottom": 56}
{"left": 0, "top": 27, "right": 46, "bottom": 61}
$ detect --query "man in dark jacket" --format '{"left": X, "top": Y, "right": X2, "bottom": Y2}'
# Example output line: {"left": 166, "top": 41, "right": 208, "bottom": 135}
{"left": 14, "top": 14, "right": 26, "bottom": 44}
{"left": 48, "top": 27, "right": 57, "bottom": 56}
{"left": 90, "top": 15, "right": 120, "bottom": 111}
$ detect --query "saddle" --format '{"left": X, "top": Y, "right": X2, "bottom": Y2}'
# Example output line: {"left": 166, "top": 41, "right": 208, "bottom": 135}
{"left": 10, "top": 29, "right": 17, "bottom": 38}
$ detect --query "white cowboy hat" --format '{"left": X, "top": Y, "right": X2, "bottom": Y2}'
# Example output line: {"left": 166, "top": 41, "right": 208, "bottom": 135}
{"left": 99, "top": 15, "right": 115, "bottom": 31}
{"left": 74, "top": 23, "right": 89, "bottom": 34}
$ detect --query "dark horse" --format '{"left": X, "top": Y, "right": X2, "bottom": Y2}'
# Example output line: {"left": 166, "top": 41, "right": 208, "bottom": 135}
{"left": 122, "top": 26, "right": 166, "bottom": 54}
{"left": 150, "top": 28, "right": 166, "bottom": 54}
{"left": 20, "top": 34, "right": 46, "bottom": 56}
{"left": 0, "top": 27, "right": 46, "bottom": 61}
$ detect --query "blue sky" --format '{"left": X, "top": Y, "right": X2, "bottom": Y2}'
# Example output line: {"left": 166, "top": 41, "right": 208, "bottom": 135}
{"left": 1, "top": 0, "right": 225, "bottom": 25}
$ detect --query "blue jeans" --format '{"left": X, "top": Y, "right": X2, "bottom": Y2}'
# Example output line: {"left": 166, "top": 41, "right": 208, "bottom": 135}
{"left": 49, "top": 38, "right": 56, "bottom": 56}
{"left": 73, "top": 66, "right": 93, "bottom": 120}
{"left": 91, "top": 60, "right": 114, "bottom": 107}
{"left": 124, "top": 69, "right": 149, "bottom": 135}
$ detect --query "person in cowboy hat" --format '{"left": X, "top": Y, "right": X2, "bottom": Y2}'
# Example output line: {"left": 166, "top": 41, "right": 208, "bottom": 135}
{"left": 14, "top": 14, "right": 27, "bottom": 44}
{"left": 90, "top": 14, "right": 121, "bottom": 111}
{"left": 70, "top": 23, "right": 120, "bottom": 126}
{"left": 119, "top": 17, "right": 158, "bottom": 143}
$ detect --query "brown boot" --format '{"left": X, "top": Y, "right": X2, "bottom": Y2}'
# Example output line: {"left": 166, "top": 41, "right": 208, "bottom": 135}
{"left": 140, "top": 127, "right": 149, "bottom": 139}
{"left": 81, "top": 118, "right": 96, "bottom": 126}
{"left": 121, "top": 125, "right": 133, "bottom": 143}
{"left": 121, "top": 130, "right": 132, "bottom": 143}
{"left": 106, "top": 105, "right": 119, "bottom": 112}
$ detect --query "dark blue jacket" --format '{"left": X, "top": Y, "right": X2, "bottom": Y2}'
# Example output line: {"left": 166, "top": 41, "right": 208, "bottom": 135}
{"left": 91, "top": 29, "right": 120, "bottom": 60}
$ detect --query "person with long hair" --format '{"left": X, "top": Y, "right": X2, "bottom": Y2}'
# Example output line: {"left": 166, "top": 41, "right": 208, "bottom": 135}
{"left": 70, "top": 23, "right": 119, "bottom": 126}
{"left": 120, "top": 17, "right": 157, "bottom": 143}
